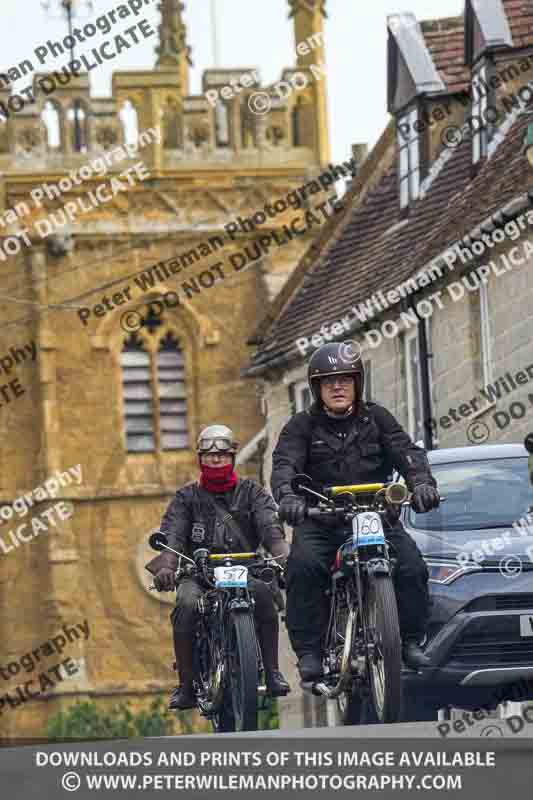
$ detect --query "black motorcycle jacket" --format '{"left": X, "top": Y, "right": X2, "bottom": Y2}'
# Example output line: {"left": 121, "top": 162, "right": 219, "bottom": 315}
{"left": 271, "top": 400, "right": 437, "bottom": 502}
{"left": 146, "top": 478, "right": 288, "bottom": 573}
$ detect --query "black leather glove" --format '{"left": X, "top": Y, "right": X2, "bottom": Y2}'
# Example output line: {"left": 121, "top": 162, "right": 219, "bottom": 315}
{"left": 154, "top": 567, "right": 176, "bottom": 592}
{"left": 278, "top": 493, "right": 307, "bottom": 526}
{"left": 411, "top": 484, "right": 440, "bottom": 513}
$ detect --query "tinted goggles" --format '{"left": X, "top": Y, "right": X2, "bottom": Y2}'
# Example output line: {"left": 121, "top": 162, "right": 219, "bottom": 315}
{"left": 197, "top": 437, "right": 235, "bottom": 453}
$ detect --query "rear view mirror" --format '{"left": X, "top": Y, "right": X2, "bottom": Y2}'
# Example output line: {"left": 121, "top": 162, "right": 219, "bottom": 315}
{"left": 525, "top": 434, "right": 533, "bottom": 454}
{"left": 149, "top": 530, "right": 168, "bottom": 551}
{"left": 291, "top": 474, "right": 317, "bottom": 495}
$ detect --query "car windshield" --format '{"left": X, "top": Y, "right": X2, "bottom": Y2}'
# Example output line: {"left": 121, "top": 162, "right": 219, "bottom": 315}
{"left": 406, "top": 457, "right": 533, "bottom": 532}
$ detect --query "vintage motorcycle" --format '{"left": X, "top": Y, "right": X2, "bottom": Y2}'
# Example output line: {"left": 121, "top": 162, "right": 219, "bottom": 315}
{"left": 291, "top": 474, "right": 410, "bottom": 724}
{"left": 148, "top": 531, "right": 285, "bottom": 733}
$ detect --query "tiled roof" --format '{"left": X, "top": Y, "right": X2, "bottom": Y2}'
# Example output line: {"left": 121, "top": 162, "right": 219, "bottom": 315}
{"left": 421, "top": 17, "right": 471, "bottom": 94}
{"left": 245, "top": 111, "right": 533, "bottom": 376}
{"left": 245, "top": 2, "right": 533, "bottom": 377}
{"left": 503, "top": 0, "right": 533, "bottom": 48}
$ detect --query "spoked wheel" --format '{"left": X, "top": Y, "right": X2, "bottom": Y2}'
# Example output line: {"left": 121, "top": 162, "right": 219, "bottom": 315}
{"left": 227, "top": 613, "right": 259, "bottom": 731}
{"left": 200, "top": 631, "right": 235, "bottom": 734}
{"left": 364, "top": 575, "right": 401, "bottom": 723}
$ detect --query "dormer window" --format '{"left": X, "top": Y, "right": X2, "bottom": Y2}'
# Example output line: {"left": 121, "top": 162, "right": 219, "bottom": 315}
{"left": 398, "top": 106, "right": 420, "bottom": 210}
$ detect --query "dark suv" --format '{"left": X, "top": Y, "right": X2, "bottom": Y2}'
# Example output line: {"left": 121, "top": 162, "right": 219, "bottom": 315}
{"left": 400, "top": 443, "right": 533, "bottom": 720}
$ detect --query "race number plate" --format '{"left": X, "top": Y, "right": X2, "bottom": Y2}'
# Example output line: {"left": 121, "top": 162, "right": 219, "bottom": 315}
{"left": 214, "top": 566, "right": 248, "bottom": 588}
{"left": 353, "top": 512, "right": 386, "bottom": 547}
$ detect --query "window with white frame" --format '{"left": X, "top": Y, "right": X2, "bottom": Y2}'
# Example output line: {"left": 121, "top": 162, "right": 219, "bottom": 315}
{"left": 405, "top": 329, "right": 424, "bottom": 442}
{"left": 472, "top": 62, "right": 493, "bottom": 164}
{"left": 479, "top": 283, "right": 493, "bottom": 386}
{"left": 397, "top": 106, "right": 420, "bottom": 210}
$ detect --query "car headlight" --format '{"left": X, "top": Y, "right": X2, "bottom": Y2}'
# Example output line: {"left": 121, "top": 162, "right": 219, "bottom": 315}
{"left": 424, "top": 559, "right": 479, "bottom": 585}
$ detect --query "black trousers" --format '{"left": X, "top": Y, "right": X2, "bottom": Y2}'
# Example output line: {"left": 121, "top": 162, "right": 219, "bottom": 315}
{"left": 170, "top": 575, "right": 278, "bottom": 634}
{"left": 285, "top": 520, "right": 429, "bottom": 659}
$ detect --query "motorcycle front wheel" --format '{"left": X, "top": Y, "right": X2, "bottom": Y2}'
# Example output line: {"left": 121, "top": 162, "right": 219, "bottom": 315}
{"left": 227, "top": 612, "right": 259, "bottom": 731}
{"left": 364, "top": 575, "right": 401, "bottom": 723}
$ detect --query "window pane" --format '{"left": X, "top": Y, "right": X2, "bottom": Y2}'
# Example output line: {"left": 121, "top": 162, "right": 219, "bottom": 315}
{"left": 158, "top": 382, "right": 187, "bottom": 399}
{"left": 121, "top": 351, "right": 150, "bottom": 367}
{"left": 127, "top": 434, "right": 156, "bottom": 452}
{"left": 159, "top": 399, "right": 188, "bottom": 415}
{"left": 156, "top": 338, "right": 189, "bottom": 450}
{"left": 162, "top": 432, "right": 189, "bottom": 450}
{"left": 121, "top": 339, "right": 155, "bottom": 452}
{"left": 158, "top": 351, "right": 185, "bottom": 367}
{"left": 160, "top": 417, "right": 189, "bottom": 432}
{"left": 124, "top": 400, "right": 153, "bottom": 415}
{"left": 123, "top": 383, "right": 153, "bottom": 400}
{"left": 122, "top": 367, "right": 151, "bottom": 383}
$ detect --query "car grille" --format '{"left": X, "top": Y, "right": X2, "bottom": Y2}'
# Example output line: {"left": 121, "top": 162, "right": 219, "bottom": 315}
{"left": 465, "top": 595, "right": 533, "bottom": 612}
{"left": 449, "top": 632, "right": 533, "bottom": 666}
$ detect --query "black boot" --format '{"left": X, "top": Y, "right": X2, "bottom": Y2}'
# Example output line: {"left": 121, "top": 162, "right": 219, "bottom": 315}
{"left": 169, "top": 632, "right": 196, "bottom": 710}
{"left": 258, "top": 619, "right": 291, "bottom": 696}
{"left": 297, "top": 653, "right": 323, "bottom": 682}
{"left": 265, "top": 669, "right": 291, "bottom": 697}
{"left": 402, "top": 639, "right": 431, "bottom": 669}
{"left": 169, "top": 684, "right": 195, "bottom": 710}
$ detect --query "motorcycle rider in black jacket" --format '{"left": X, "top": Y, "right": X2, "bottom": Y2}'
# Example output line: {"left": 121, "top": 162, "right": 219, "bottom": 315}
{"left": 146, "top": 425, "right": 291, "bottom": 710}
{"left": 271, "top": 343, "right": 440, "bottom": 682}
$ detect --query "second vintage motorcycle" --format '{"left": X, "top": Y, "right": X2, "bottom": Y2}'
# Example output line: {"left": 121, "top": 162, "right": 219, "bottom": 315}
{"left": 291, "top": 474, "right": 410, "bottom": 724}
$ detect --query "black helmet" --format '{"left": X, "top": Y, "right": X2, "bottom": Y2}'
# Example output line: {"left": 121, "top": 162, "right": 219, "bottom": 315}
{"left": 308, "top": 342, "right": 364, "bottom": 404}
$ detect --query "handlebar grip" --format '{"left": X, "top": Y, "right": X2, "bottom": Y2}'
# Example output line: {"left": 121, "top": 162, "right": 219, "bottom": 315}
{"left": 306, "top": 507, "right": 330, "bottom": 519}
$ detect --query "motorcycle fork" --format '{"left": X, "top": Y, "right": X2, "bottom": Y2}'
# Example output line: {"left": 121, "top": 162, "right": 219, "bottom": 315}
{"left": 352, "top": 554, "right": 373, "bottom": 672}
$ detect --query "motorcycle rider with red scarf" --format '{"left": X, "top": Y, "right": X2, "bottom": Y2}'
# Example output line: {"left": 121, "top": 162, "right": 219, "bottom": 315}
{"left": 147, "top": 425, "right": 291, "bottom": 710}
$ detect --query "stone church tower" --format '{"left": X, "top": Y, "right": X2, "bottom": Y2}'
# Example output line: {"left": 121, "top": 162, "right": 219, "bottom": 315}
{"left": 0, "top": 0, "right": 329, "bottom": 735}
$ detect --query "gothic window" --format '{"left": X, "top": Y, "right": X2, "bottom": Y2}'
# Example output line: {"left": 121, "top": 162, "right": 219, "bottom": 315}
{"left": 41, "top": 100, "right": 62, "bottom": 149}
{"left": 162, "top": 101, "right": 183, "bottom": 149}
{"left": 120, "top": 99, "right": 139, "bottom": 147}
{"left": 215, "top": 101, "right": 230, "bottom": 147}
{"left": 120, "top": 328, "right": 189, "bottom": 453}
{"left": 67, "top": 101, "right": 88, "bottom": 153}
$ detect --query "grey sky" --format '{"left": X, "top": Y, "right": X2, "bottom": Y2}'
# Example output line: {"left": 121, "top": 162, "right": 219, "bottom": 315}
{"left": 4, "top": 0, "right": 464, "bottom": 163}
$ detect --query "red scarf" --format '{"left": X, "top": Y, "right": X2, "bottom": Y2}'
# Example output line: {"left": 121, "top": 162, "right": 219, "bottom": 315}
{"left": 199, "top": 463, "right": 238, "bottom": 493}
